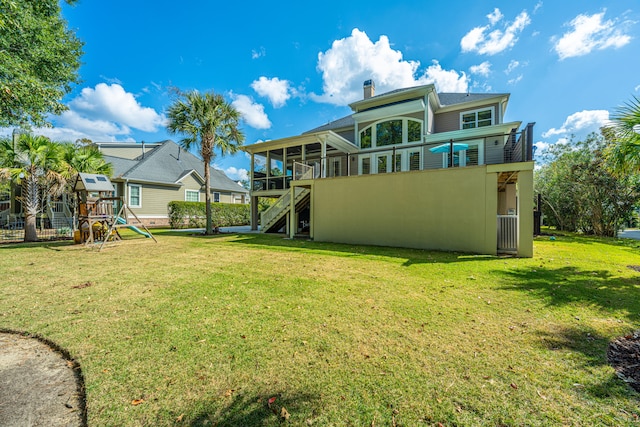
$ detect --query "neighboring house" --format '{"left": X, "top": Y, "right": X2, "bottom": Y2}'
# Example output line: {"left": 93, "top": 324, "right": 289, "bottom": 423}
{"left": 97, "top": 140, "right": 249, "bottom": 226}
{"left": 243, "top": 81, "right": 535, "bottom": 257}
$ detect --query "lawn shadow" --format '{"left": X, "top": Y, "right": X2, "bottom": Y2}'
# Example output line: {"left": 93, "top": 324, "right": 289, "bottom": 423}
{"left": 182, "top": 390, "right": 320, "bottom": 426}
{"left": 226, "top": 233, "right": 501, "bottom": 266}
{"left": 536, "top": 231, "right": 640, "bottom": 252}
{"left": 534, "top": 325, "right": 638, "bottom": 399}
{"left": 495, "top": 265, "right": 640, "bottom": 322}
{"left": 0, "top": 239, "right": 75, "bottom": 251}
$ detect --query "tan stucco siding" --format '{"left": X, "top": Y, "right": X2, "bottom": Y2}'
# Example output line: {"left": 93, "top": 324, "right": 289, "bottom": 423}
{"left": 434, "top": 102, "right": 500, "bottom": 133}
{"left": 312, "top": 166, "right": 499, "bottom": 255}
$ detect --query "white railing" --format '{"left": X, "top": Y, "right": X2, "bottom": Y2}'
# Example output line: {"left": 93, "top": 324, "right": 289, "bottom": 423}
{"left": 497, "top": 215, "right": 518, "bottom": 252}
{"left": 293, "top": 161, "right": 318, "bottom": 180}
{"left": 47, "top": 201, "right": 73, "bottom": 229}
{"left": 260, "top": 187, "right": 308, "bottom": 229}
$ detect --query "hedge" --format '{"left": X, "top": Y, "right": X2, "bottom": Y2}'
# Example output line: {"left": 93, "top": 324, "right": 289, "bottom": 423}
{"left": 168, "top": 201, "right": 250, "bottom": 229}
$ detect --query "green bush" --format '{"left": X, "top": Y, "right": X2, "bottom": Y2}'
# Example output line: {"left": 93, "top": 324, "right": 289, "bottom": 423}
{"left": 168, "top": 201, "right": 250, "bottom": 229}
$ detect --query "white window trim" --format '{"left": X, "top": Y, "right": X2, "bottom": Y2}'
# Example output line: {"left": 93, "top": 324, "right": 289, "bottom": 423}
{"left": 185, "top": 189, "right": 200, "bottom": 202}
{"left": 128, "top": 184, "right": 142, "bottom": 208}
{"left": 359, "top": 117, "right": 423, "bottom": 149}
{"left": 459, "top": 107, "right": 494, "bottom": 130}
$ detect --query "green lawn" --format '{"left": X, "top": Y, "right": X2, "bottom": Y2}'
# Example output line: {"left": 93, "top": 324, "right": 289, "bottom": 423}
{"left": 1, "top": 231, "right": 639, "bottom": 426}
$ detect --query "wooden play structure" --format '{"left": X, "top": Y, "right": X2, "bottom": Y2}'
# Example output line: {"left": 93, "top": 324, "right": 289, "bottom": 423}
{"left": 73, "top": 173, "right": 156, "bottom": 249}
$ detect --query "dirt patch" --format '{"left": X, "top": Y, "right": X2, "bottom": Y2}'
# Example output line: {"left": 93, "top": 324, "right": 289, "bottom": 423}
{"left": 0, "top": 331, "right": 85, "bottom": 426}
{"left": 608, "top": 331, "right": 640, "bottom": 393}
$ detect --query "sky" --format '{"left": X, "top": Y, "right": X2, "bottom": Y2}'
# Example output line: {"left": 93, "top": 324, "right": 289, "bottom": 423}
{"left": 19, "top": 1, "right": 640, "bottom": 181}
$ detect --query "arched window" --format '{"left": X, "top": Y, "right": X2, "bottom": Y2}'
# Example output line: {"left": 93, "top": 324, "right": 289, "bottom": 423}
{"left": 359, "top": 118, "right": 422, "bottom": 149}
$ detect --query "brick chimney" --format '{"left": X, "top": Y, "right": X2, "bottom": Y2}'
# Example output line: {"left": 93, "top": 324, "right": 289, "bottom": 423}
{"left": 363, "top": 79, "right": 375, "bottom": 99}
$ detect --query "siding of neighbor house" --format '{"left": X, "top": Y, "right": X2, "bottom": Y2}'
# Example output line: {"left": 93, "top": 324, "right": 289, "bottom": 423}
{"left": 99, "top": 146, "right": 158, "bottom": 160}
{"left": 309, "top": 163, "right": 533, "bottom": 256}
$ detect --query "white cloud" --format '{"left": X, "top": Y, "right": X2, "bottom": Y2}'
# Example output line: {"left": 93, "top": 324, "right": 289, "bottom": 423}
{"left": 542, "top": 110, "right": 611, "bottom": 138}
{"left": 507, "top": 75, "right": 523, "bottom": 85}
{"left": 635, "top": 84, "right": 640, "bottom": 92}
{"left": 461, "top": 9, "right": 531, "bottom": 55}
{"left": 251, "top": 77, "right": 291, "bottom": 108}
{"left": 70, "top": 83, "right": 165, "bottom": 132}
{"left": 311, "top": 28, "right": 469, "bottom": 105}
{"left": 231, "top": 94, "right": 271, "bottom": 129}
{"left": 505, "top": 60, "right": 520, "bottom": 74}
{"left": 221, "top": 166, "right": 249, "bottom": 181}
{"left": 487, "top": 8, "right": 504, "bottom": 25}
{"left": 311, "top": 29, "right": 421, "bottom": 105}
{"left": 553, "top": 11, "right": 632, "bottom": 60}
{"left": 421, "top": 61, "right": 469, "bottom": 92}
{"left": 469, "top": 61, "right": 491, "bottom": 77}
{"left": 251, "top": 47, "right": 266, "bottom": 59}
{"left": 13, "top": 83, "right": 165, "bottom": 143}
{"left": 533, "top": 2, "right": 543, "bottom": 14}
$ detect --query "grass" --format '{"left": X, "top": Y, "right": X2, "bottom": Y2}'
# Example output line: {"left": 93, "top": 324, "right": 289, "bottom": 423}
{"left": 1, "top": 230, "right": 639, "bottom": 426}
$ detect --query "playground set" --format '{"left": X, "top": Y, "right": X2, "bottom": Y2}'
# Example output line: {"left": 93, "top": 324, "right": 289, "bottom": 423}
{"left": 73, "top": 173, "right": 156, "bottom": 249}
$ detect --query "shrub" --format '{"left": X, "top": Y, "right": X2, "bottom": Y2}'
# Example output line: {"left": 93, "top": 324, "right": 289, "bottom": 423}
{"left": 168, "top": 201, "right": 250, "bottom": 229}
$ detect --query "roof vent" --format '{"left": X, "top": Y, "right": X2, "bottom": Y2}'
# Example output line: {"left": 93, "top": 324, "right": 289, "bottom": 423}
{"left": 363, "top": 79, "right": 375, "bottom": 99}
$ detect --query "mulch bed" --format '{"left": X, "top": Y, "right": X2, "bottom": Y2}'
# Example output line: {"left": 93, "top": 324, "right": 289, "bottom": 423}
{"left": 607, "top": 331, "right": 640, "bottom": 392}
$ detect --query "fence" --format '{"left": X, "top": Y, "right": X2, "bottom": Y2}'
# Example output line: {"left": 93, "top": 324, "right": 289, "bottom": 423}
{"left": 497, "top": 215, "right": 518, "bottom": 253}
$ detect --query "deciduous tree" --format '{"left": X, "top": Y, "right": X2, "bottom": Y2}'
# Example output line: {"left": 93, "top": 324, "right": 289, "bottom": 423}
{"left": 0, "top": 0, "right": 83, "bottom": 127}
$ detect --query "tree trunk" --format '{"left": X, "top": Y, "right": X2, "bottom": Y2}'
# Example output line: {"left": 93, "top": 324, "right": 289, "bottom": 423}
{"left": 22, "top": 175, "right": 40, "bottom": 242}
{"left": 203, "top": 154, "right": 213, "bottom": 235}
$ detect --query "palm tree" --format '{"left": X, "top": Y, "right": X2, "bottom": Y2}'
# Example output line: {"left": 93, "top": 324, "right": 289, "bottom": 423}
{"left": 607, "top": 96, "right": 640, "bottom": 174}
{"left": 59, "top": 142, "right": 112, "bottom": 180}
{"left": 0, "top": 134, "right": 66, "bottom": 241}
{"left": 166, "top": 90, "right": 245, "bottom": 234}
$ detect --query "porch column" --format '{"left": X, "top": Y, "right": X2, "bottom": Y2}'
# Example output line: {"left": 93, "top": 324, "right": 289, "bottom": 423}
{"left": 251, "top": 196, "right": 259, "bottom": 231}
{"left": 321, "top": 139, "right": 327, "bottom": 178}
{"left": 517, "top": 170, "right": 534, "bottom": 257}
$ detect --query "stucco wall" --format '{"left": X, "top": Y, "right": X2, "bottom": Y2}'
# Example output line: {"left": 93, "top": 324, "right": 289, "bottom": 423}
{"left": 312, "top": 166, "right": 499, "bottom": 254}
{"left": 310, "top": 164, "right": 534, "bottom": 256}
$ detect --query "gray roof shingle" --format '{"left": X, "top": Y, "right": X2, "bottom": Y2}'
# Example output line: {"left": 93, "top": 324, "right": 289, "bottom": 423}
{"left": 106, "top": 140, "right": 247, "bottom": 193}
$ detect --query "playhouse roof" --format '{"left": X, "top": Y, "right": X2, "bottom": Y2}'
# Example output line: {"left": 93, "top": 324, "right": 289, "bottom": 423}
{"left": 73, "top": 173, "right": 115, "bottom": 193}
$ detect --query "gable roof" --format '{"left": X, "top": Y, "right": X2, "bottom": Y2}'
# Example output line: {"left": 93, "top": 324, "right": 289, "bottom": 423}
{"left": 73, "top": 173, "right": 115, "bottom": 193}
{"left": 304, "top": 86, "right": 509, "bottom": 134}
{"left": 103, "top": 140, "right": 247, "bottom": 194}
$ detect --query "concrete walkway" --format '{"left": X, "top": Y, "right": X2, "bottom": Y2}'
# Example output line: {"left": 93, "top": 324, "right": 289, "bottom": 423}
{"left": 172, "top": 225, "right": 257, "bottom": 234}
{"left": 618, "top": 229, "right": 640, "bottom": 240}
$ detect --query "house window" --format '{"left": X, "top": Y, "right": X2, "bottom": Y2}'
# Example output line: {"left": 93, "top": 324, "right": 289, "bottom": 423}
{"left": 376, "top": 120, "right": 402, "bottom": 146}
{"left": 329, "top": 157, "right": 342, "bottom": 177}
{"left": 359, "top": 118, "right": 423, "bottom": 149}
{"left": 442, "top": 140, "right": 484, "bottom": 168}
{"left": 394, "top": 153, "right": 402, "bottom": 172}
{"left": 360, "top": 127, "right": 372, "bottom": 149}
{"left": 213, "top": 192, "right": 220, "bottom": 203}
{"left": 361, "top": 157, "right": 371, "bottom": 175}
{"left": 377, "top": 155, "right": 389, "bottom": 173}
{"left": 185, "top": 190, "right": 200, "bottom": 202}
{"left": 128, "top": 184, "right": 141, "bottom": 208}
{"left": 407, "top": 120, "right": 421, "bottom": 143}
{"left": 461, "top": 107, "right": 494, "bottom": 129}
{"left": 409, "top": 151, "right": 421, "bottom": 171}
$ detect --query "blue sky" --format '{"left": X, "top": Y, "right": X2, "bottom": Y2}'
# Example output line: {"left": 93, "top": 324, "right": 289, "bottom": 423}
{"left": 26, "top": 1, "right": 640, "bottom": 180}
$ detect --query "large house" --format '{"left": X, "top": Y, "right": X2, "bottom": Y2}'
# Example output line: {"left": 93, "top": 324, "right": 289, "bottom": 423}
{"left": 97, "top": 140, "right": 249, "bottom": 226}
{"left": 243, "top": 81, "right": 534, "bottom": 257}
